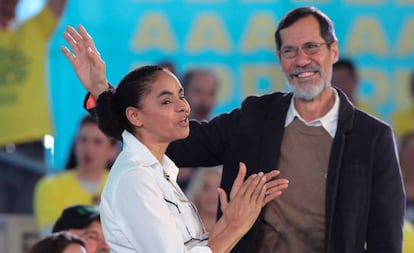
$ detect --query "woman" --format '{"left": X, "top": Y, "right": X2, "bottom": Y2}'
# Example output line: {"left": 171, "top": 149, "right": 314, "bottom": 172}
{"left": 62, "top": 26, "right": 289, "bottom": 253}
{"left": 29, "top": 231, "right": 86, "bottom": 253}
{"left": 185, "top": 166, "right": 223, "bottom": 233}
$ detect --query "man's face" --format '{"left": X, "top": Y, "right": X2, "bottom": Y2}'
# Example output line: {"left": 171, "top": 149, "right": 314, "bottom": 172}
{"left": 69, "top": 221, "right": 109, "bottom": 253}
{"left": 278, "top": 15, "right": 339, "bottom": 101}
{"left": 186, "top": 72, "right": 218, "bottom": 121}
{"left": 331, "top": 66, "right": 357, "bottom": 99}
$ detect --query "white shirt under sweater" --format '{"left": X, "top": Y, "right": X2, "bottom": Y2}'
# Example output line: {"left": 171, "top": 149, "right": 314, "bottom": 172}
{"left": 100, "top": 130, "right": 211, "bottom": 253}
{"left": 285, "top": 88, "right": 340, "bottom": 137}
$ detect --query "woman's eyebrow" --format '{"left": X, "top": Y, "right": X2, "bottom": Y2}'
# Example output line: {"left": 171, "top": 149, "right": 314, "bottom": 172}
{"left": 157, "top": 87, "right": 184, "bottom": 98}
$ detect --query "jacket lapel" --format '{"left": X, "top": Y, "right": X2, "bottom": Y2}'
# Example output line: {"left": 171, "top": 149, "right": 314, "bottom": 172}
{"left": 325, "top": 88, "right": 355, "bottom": 250}
{"left": 259, "top": 93, "right": 292, "bottom": 173}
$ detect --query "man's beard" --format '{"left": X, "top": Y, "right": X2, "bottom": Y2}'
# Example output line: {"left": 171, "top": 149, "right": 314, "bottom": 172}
{"left": 290, "top": 79, "right": 326, "bottom": 101}
{"left": 287, "top": 65, "right": 327, "bottom": 101}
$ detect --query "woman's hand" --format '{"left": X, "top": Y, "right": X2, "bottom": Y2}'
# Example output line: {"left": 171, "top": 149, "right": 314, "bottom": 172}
{"left": 61, "top": 25, "right": 109, "bottom": 99}
{"left": 218, "top": 162, "right": 289, "bottom": 232}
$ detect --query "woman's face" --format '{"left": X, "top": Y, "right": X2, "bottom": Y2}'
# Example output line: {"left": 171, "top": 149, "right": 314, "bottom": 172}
{"left": 195, "top": 170, "right": 221, "bottom": 216}
{"left": 134, "top": 70, "right": 190, "bottom": 145}
{"left": 75, "top": 123, "right": 116, "bottom": 171}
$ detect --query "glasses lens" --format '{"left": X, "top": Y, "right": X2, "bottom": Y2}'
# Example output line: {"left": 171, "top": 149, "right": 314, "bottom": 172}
{"left": 281, "top": 47, "right": 296, "bottom": 58}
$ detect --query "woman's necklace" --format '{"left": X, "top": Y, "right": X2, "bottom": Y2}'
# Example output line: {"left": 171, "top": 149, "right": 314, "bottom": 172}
{"left": 163, "top": 169, "right": 170, "bottom": 181}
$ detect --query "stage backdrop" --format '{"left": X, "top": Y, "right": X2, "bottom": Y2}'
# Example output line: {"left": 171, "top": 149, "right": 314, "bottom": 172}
{"left": 48, "top": 0, "right": 414, "bottom": 170}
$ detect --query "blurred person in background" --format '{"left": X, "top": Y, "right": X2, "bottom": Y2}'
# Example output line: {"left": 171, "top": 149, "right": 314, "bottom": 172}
{"left": 332, "top": 59, "right": 358, "bottom": 104}
{"left": 392, "top": 71, "right": 414, "bottom": 140}
{"left": 52, "top": 205, "right": 109, "bottom": 253}
{"left": 332, "top": 58, "right": 377, "bottom": 117}
{"left": 398, "top": 132, "right": 414, "bottom": 252}
{"left": 0, "top": 0, "right": 67, "bottom": 214}
{"left": 28, "top": 231, "right": 86, "bottom": 253}
{"left": 404, "top": 220, "right": 414, "bottom": 253}
{"left": 34, "top": 115, "right": 119, "bottom": 236}
{"left": 182, "top": 69, "right": 219, "bottom": 122}
{"left": 186, "top": 166, "right": 222, "bottom": 232}
{"left": 400, "top": 132, "right": 414, "bottom": 223}
{"left": 178, "top": 69, "right": 219, "bottom": 191}
{"left": 158, "top": 60, "right": 178, "bottom": 76}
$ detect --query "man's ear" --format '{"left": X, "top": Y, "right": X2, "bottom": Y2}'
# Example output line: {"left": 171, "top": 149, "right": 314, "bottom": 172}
{"left": 330, "top": 41, "right": 339, "bottom": 63}
{"left": 125, "top": 106, "right": 143, "bottom": 128}
{"left": 275, "top": 49, "right": 282, "bottom": 62}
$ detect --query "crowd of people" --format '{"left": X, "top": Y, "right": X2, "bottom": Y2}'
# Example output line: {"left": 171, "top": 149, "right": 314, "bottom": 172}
{"left": 1, "top": 1, "right": 414, "bottom": 253}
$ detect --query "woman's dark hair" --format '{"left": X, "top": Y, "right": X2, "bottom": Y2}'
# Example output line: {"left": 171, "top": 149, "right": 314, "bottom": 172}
{"left": 96, "top": 65, "right": 164, "bottom": 140}
{"left": 28, "top": 231, "right": 85, "bottom": 253}
{"left": 274, "top": 6, "right": 337, "bottom": 51}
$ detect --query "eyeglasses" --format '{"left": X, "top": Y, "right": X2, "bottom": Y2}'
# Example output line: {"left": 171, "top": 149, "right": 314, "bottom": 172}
{"left": 279, "top": 41, "right": 331, "bottom": 59}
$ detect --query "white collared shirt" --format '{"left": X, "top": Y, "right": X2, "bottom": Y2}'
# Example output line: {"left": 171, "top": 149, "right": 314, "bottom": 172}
{"left": 100, "top": 130, "right": 211, "bottom": 253}
{"left": 284, "top": 88, "right": 340, "bottom": 138}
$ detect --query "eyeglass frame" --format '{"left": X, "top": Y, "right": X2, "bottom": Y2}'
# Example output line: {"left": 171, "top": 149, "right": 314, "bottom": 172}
{"left": 278, "top": 41, "right": 333, "bottom": 59}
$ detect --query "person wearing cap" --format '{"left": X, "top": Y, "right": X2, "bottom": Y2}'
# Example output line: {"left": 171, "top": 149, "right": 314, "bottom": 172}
{"left": 53, "top": 205, "right": 109, "bottom": 253}
{"left": 29, "top": 231, "right": 87, "bottom": 253}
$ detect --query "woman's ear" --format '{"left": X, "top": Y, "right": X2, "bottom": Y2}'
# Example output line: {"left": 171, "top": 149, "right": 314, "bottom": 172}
{"left": 125, "top": 106, "right": 143, "bottom": 128}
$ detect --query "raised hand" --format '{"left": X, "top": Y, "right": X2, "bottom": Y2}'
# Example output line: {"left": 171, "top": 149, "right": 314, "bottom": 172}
{"left": 61, "top": 25, "right": 109, "bottom": 99}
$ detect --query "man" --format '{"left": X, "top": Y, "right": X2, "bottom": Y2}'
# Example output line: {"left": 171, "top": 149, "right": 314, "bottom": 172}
{"left": 182, "top": 69, "right": 219, "bottom": 121}
{"left": 62, "top": 6, "right": 404, "bottom": 253}
{"left": 392, "top": 71, "right": 414, "bottom": 140}
{"left": 168, "top": 7, "right": 404, "bottom": 252}
{"left": 178, "top": 68, "right": 219, "bottom": 190}
{"left": 332, "top": 58, "right": 358, "bottom": 104}
{"left": 52, "top": 205, "right": 109, "bottom": 253}
{"left": 0, "top": 0, "right": 67, "bottom": 213}
{"left": 332, "top": 58, "right": 376, "bottom": 116}
{"left": 34, "top": 115, "right": 119, "bottom": 236}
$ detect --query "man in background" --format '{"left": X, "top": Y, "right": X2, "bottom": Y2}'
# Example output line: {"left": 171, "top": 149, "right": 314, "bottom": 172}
{"left": 332, "top": 58, "right": 377, "bottom": 116}
{"left": 52, "top": 205, "right": 109, "bottom": 253}
{"left": 182, "top": 69, "right": 219, "bottom": 121}
{"left": 392, "top": 71, "right": 414, "bottom": 140}
{"left": 178, "top": 68, "right": 219, "bottom": 190}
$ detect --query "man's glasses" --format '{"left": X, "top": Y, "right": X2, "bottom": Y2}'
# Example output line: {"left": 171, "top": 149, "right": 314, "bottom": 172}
{"left": 279, "top": 41, "right": 331, "bottom": 59}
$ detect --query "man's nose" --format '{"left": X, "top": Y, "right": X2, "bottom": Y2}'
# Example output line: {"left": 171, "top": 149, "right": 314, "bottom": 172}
{"left": 294, "top": 47, "right": 311, "bottom": 66}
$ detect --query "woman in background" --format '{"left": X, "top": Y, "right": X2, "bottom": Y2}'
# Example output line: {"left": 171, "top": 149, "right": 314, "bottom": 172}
{"left": 186, "top": 166, "right": 223, "bottom": 233}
